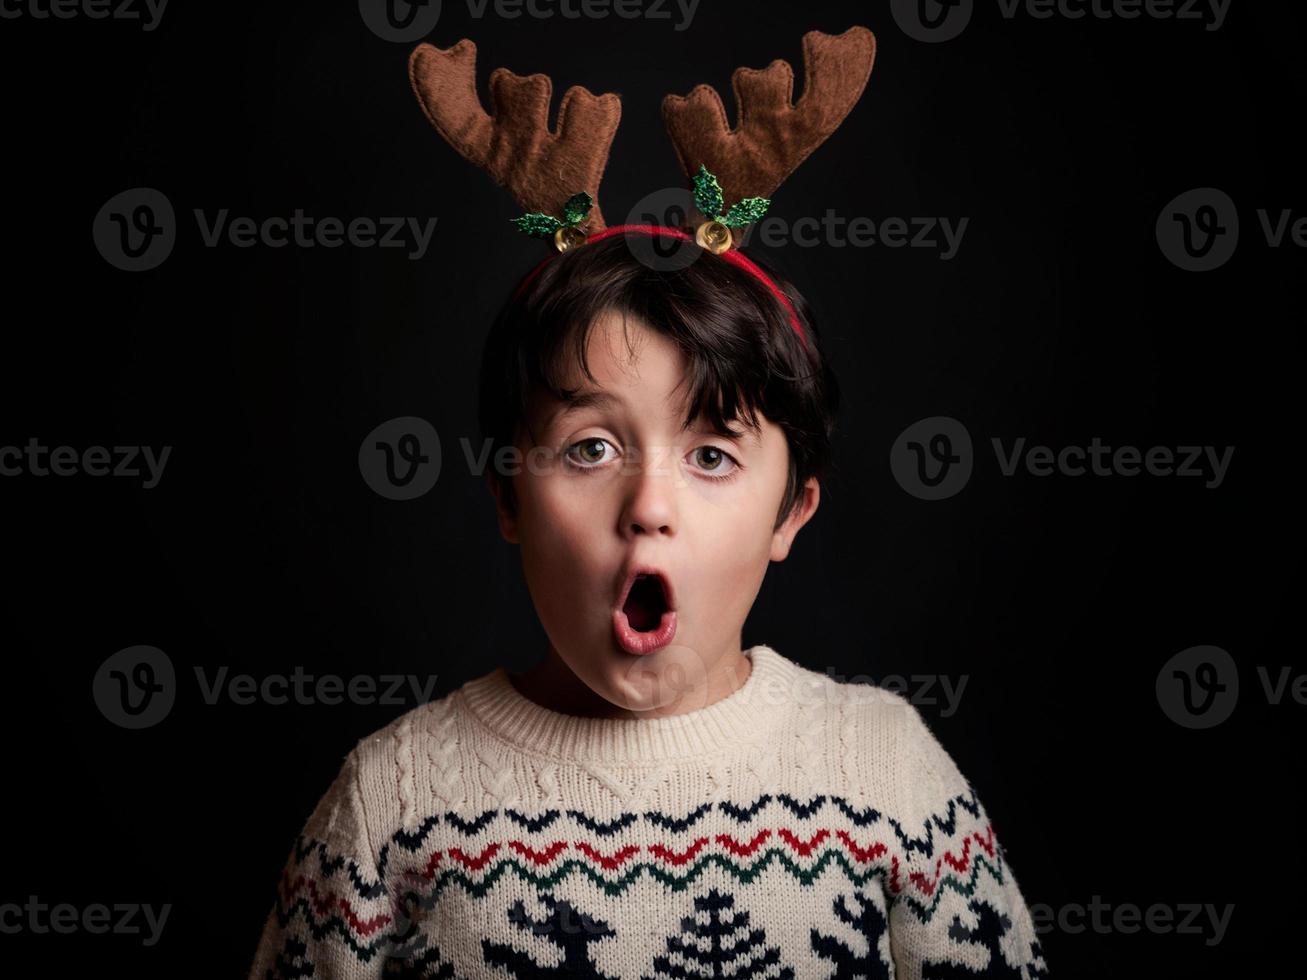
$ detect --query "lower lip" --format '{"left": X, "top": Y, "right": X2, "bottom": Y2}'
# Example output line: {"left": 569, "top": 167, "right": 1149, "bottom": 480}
{"left": 612, "top": 607, "right": 678, "bottom": 656}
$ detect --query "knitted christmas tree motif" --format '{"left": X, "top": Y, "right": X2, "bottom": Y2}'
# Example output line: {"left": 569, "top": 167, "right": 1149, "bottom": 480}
{"left": 920, "top": 897, "right": 1027, "bottom": 980}
{"left": 480, "top": 891, "right": 618, "bottom": 979}
{"left": 641, "top": 886, "right": 796, "bottom": 980}
{"left": 809, "top": 888, "right": 892, "bottom": 979}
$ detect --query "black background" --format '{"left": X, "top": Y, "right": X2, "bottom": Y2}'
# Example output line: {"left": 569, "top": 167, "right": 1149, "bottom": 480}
{"left": 2, "top": 0, "right": 1299, "bottom": 976}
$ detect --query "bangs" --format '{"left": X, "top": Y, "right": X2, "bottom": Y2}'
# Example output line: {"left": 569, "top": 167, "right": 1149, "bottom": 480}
{"left": 511, "top": 236, "right": 799, "bottom": 445}
{"left": 531, "top": 305, "right": 766, "bottom": 444}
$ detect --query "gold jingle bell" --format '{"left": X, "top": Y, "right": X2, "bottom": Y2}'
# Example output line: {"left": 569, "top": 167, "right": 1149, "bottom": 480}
{"left": 553, "top": 225, "right": 587, "bottom": 252}
{"left": 695, "top": 220, "right": 732, "bottom": 254}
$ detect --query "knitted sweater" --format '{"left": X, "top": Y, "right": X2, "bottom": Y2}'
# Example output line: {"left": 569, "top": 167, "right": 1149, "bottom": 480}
{"left": 247, "top": 645, "right": 1047, "bottom": 979}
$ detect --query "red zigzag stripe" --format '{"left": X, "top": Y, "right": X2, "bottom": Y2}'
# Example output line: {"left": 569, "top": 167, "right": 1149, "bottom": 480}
{"left": 275, "top": 825, "right": 999, "bottom": 939}
{"left": 277, "top": 874, "right": 392, "bottom": 937}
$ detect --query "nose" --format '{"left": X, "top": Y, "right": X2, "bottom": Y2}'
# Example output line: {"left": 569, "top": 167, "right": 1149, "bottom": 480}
{"left": 619, "top": 444, "right": 678, "bottom": 538}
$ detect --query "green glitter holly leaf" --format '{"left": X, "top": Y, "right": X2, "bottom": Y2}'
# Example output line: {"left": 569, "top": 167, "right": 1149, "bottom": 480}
{"left": 561, "top": 192, "right": 593, "bottom": 227}
{"left": 511, "top": 213, "right": 564, "bottom": 238}
{"left": 692, "top": 164, "right": 724, "bottom": 220}
{"left": 692, "top": 164, "right": 770, "bottom": 230}
{"left": 721, "top": 197, "right": 770, "bottom": 228}
{"left": 512, "top": 191, "right": 593, "bottom": 239}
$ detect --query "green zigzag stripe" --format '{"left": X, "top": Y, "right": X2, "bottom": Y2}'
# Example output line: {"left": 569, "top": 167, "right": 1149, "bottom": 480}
{"left": 394, "top": 847, "right": 1011, "bottom": 925}
{"left": 892, "top": 854, "right": 1012, "bottom": 923}
{"left": 274, "top": 851, "right": 1014, "bottom": 960}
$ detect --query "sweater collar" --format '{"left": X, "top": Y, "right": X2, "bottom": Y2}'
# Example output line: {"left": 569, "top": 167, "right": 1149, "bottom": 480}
{"left": 456, "top": 644, "right": 798, "bottom": 764}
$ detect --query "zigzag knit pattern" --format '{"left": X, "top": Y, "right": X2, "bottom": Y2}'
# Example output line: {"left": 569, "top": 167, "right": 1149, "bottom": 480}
{"left": 247, "top": 645, "right": 1048, "bottom": 979}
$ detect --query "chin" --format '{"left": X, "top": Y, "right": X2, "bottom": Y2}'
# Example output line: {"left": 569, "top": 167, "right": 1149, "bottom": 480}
{"left": 609, "top": 641, "right": 719, "bottom": 713}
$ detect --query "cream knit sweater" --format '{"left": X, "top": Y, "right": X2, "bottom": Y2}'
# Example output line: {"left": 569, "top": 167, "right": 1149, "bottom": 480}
{"left": 247, "top": 645, "right": 1047, "bottom": 979}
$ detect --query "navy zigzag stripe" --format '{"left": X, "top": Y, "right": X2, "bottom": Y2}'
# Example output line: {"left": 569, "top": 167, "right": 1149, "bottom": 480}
{"left": 291, "top": 837, "right": 386, "bottom": 899}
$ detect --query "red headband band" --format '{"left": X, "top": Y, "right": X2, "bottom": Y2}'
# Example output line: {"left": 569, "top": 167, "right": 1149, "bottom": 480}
{"left": 512, "top": 225, "right": 809, "bottom": 352}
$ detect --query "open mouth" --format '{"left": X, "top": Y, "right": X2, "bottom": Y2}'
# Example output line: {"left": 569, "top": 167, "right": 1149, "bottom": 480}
{"left": 613, "top": 567, "right": 678, "bottom": 656}
{"left": 622, "top": 574, "right": 669, "bottom": 632}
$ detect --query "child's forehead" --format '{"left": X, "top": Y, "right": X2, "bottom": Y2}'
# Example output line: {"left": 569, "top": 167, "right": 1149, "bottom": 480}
{"left": 527, "top": 380, "right": 691, "bottom": 426}
{"left": 524, "top": 380, "right": 761, "bottom": 442}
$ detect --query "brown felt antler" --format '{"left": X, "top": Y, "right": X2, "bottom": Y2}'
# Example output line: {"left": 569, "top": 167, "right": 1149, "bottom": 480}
{"left": 408, "top": 38, "right": 621, "bottom": 232}
{"left": 662, "top": 26, "right": 876, "bottom": 233}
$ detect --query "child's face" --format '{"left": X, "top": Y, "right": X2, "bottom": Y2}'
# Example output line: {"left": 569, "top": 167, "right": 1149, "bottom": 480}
{"left": 490, "top": 310, "right": 819, "bottom": 713}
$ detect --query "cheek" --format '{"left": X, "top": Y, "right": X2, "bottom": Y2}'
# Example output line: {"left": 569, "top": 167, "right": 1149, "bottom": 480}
{"left": 514, "top": 471, "right": 611, "bottom": 578}
{"left": 684, "top": 482, "right": 780, "bottom": 611}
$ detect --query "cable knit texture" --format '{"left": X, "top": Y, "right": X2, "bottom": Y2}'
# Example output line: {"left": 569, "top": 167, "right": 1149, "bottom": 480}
{"left": 247, "top": 645, "right": 1047, "bottom": 979}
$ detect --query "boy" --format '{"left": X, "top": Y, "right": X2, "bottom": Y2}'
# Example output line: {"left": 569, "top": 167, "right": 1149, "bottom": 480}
{"left": 246, "top": 233, "right": 1047, "bottom": 979}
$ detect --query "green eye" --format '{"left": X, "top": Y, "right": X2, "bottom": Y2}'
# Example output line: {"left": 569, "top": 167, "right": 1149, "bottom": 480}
{"left": 695, "top": 447, "right": 725, "bottom": 470}
{"left": 571, "top": 438, "right": 609, "bottom": 465}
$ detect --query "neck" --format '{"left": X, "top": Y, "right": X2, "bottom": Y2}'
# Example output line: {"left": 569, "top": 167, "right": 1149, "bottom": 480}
{"left": 510, "top": 641, "right": 753, "bottom": 720}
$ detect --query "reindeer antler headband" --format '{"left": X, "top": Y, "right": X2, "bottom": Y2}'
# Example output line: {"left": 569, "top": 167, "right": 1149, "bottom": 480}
{"left": 407, "top": 26, "right": 876, "bottom": 351}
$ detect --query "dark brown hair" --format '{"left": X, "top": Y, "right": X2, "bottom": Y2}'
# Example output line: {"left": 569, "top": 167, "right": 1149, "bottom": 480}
{"left": 477, "top": 233, "right": 840, "bottom": 530}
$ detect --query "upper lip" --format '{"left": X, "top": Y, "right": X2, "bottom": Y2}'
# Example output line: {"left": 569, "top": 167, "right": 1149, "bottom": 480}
{"left": 615, "top": 562, "right": 677, "bottom": 614}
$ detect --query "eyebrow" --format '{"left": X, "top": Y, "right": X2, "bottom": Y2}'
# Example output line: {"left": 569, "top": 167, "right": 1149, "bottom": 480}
{"left": 549, "top": 390, "right": 623, "bottom": 428}
{"left": 557, "top": 390, "right": 622, "bottom": 416}
{"left": 553, "top": 389, "right": 760, "bottom": 446}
